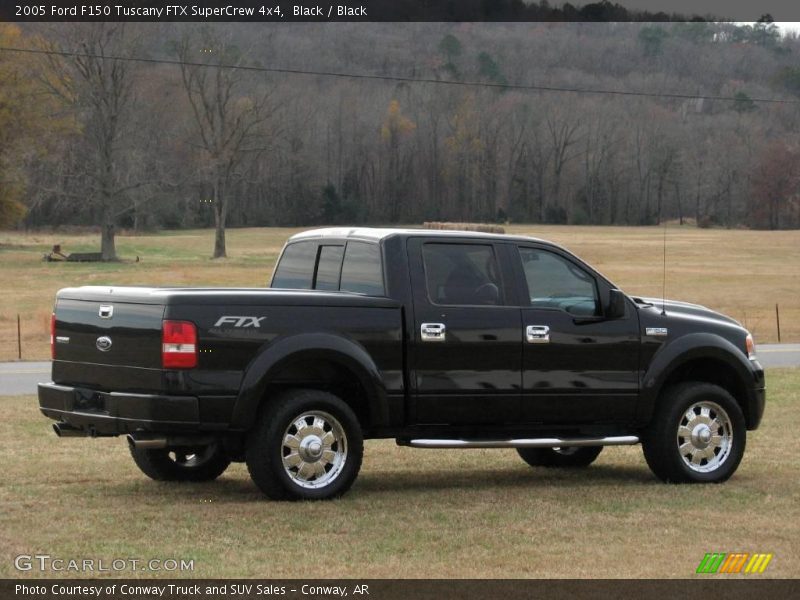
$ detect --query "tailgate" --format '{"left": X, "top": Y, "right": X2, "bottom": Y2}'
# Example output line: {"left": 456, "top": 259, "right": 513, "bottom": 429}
{"left": 53, "top": 297, "right": 165, "bottom": 388}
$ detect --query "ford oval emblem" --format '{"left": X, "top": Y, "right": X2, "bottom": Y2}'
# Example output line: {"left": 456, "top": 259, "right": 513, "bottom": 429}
{"left": 96, "top": 336, "right": 113, "bottom": 352}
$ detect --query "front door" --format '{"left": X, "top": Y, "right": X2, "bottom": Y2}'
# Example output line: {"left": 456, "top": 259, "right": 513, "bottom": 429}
{"left": 514, "top": 244, "right": 639, "bottom": 424}
{"left": 408, "top": 239, "right": 522, "bottom": 425}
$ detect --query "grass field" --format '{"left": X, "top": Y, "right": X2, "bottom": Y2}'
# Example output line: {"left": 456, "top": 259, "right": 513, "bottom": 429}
{"left": 0, "top": 368, "right": 796, "bottom": 579}
{"left": 1, "top": 224, "right": 798, "bottom": 361}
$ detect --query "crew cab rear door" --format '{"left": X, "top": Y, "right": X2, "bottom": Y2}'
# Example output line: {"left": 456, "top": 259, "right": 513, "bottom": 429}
{"left": 512, "top": 243, "right": 639, "bottom": 424}
{"left": 407, "top": 238, "right": 522, "bottom": 425}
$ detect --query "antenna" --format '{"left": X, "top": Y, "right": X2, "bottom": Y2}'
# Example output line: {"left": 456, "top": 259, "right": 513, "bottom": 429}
{"left": 661, "top": 220, "right": 667, "bottom": 316}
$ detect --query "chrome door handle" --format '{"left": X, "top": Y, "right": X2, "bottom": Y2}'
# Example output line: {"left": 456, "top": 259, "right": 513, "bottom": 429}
{"left": 526, "top": 325, "right": 550, "bottom": 344}
{"left": 421, "top": 323, "right": 446, "bottom": 342}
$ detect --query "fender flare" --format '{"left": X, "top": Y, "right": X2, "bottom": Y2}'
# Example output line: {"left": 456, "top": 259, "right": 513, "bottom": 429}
{"left": 230, "top": 332, "right": 389, "bottom": 430}
{"left": 637, "top": 332, "right": 758, "bottom": 426}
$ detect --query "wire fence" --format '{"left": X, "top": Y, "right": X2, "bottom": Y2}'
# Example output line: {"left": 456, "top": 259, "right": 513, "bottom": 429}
{"left": 0, "top": 313, "right": 51, "bottom": 361}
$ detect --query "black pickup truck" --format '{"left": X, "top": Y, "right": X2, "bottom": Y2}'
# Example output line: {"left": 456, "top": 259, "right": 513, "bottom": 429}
{"left": 39, "top": 228, "right": 765, "bottom": 500}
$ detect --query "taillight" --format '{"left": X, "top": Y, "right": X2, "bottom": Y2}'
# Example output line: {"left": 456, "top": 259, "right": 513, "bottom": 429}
{"left": 50, "top": 313, "right": 55, "bottom": 360}
{"left": 162, "top": 320, "right": 197, "bottom": 369}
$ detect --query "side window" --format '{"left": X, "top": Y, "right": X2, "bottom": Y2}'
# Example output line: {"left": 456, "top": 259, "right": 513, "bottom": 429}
{"left": 272, "top": 241, "right": 317, "bottom": 289}
{"left": 340, "top": 242, "right": 384, "bottom": 296}
{"left": 314, "top": 245, "right": 344, "bottom": 291}
{"left": 518, "top": 247, "right": 599, "bottom": 316}
{"left": 422, "top": 243, "right": 503, "bottom": 306}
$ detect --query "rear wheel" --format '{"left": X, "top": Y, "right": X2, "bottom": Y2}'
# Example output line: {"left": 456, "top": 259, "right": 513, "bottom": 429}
{"left": 245, "top": 389, "right": 363, "bottom": 501}
{"left": 129, "top": 442, "right": 231, "bottom": 482}
{"left": 642, "top": 382, "right": 746, "bottom": 483}
{"left": 517, "top": 445, "right": 603, "bottom": 468}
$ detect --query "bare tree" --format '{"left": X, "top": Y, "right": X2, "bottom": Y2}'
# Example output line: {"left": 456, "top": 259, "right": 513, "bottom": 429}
{"left": 175, "top": 27, "right": 278, "bottom": 258}
{"left": 546, "top": 109, "right": 582, "bottom": 222}
{"left": 39, "top": 24, "right": 139, "bottom": 260}
{"left": 380, "top": 99, "right": 416, "bottom": 221}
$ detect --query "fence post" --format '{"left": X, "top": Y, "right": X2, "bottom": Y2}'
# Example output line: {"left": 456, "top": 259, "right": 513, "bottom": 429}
{"left": 775, "top": 304, "right": 781, "bottom": 343}
{"left": 17, "top": 314, "right": 22, "bottom": 360}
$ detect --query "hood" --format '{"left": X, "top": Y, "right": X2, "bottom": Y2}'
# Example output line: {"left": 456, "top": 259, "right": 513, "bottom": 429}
{"left": 633, "top": 296, "right": 743, "bottom": 329}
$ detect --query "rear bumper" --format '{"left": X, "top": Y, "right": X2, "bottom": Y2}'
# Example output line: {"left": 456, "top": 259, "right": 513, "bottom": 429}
{"left": 39, "top": 382, "right": 203, "bottom": 435}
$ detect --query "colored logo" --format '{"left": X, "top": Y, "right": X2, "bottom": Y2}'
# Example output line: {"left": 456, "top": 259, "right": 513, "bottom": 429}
{"left": 696, "top": 552, "right": 773, "bottom": 574}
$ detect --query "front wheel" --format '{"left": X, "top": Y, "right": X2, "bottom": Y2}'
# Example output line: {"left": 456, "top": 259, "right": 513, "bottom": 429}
{"left": 129, "top": 442, "right": 231, "bottom": 482}
{"left": 517, "top": 446, "right": 603, "bottom": 468}
{"left": 245, "top": 389, "right": 364, "bottom": 501}
{"left": 642, "top": 382, "right": 746, "bottom": 483}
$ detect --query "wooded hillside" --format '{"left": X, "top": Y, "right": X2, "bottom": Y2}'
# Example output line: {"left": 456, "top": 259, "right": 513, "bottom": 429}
{"left": 2, "top": 21, "right": 800, "bottom": 253}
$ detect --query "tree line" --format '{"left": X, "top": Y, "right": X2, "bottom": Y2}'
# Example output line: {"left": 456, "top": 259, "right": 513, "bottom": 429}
{"left": 1, "top": 20, "right": 799, "bottom": 259}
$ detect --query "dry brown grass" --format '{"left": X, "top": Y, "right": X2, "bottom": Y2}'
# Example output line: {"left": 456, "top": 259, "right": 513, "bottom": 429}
{"left": 0, "top": 369, "right": 797, "bottom": 579}
{"left": 0, "top": 224, "right": 798, "bottom": 360}
{"left": 0, "top": 228, "right": 295, "bottom": 360}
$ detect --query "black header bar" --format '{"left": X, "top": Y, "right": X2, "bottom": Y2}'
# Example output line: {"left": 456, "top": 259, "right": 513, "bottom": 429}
{"left": 2, "top": 0, "right": 796, "bottom": 23}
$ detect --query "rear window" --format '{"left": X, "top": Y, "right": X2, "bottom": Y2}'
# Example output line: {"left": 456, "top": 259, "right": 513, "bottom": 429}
{"left": 272, "top": 240, "right": 384, "bottom": 296}
{"left": 272, "top": 241, "right": 316, "bottom": 289}
{"left": 315, "top": 245, "right": 344, "bottom": 291}
{"left": 340, "top": 242, "right": 384, "bottom": 296}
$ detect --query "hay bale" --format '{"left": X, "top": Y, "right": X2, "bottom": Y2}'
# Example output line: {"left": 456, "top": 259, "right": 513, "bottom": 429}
{"left": 422, "top": 222, "right": 505, "bottom": 234}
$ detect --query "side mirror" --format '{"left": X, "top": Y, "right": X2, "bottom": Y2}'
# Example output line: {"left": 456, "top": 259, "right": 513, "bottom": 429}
{"left": 606, "top": 289, "right": 626, "bottom": 319}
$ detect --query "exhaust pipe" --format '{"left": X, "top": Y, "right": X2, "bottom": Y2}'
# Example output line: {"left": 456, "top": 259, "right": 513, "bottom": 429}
{"left": 52, "top": 422, "right": 86, "bottom": 437}
{"left": 127, "top": 434, "right": 167, "bottom": 450}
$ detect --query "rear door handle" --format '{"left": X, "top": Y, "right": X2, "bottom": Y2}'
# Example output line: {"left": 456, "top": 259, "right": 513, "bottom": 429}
{"left": 526, "top": 325, "right": 550, "bottom": 344}
{"left": 421, "top": 323, "right": 446, "bottom": 342}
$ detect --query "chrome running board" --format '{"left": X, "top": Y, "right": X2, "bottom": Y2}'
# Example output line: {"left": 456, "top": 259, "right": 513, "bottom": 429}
{"left": 399, "top": 435, "right": 639, "bottom": 449}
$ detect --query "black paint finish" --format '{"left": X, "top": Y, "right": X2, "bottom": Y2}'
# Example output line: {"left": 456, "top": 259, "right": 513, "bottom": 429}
{"left": 40, "top": 228, "right": 765, "bottom": 443}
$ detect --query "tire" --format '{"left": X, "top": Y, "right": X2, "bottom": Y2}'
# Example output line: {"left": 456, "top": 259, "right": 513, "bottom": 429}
{"left": 517, "top": 445, "right": 603, "bottom": 468}
{"left": 129, "top": 442, "right": 231, "bottom": 482}
{"left": 245, "top": 389, "right": 364, "bottom": 501}
{"left": 642, "top": 382, "right": 746, "bottom": 483}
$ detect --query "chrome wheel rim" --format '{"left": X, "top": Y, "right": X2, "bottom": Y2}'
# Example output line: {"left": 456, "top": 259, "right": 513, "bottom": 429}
{"left": 677, "top": 401, "right": 733, "bottom": 473}
{"left": 281, "top": 411, "right": 348, "bottom": 489}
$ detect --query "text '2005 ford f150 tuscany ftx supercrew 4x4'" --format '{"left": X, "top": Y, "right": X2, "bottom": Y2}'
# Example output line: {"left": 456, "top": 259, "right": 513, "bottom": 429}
{"left": 39, "top": 228, "right": 765, "bottom": 500}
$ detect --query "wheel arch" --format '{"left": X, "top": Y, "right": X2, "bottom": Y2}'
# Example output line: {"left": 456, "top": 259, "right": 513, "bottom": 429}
{"left": 231, "top": 332, "right": 388, "bottom": 432}
{"left": 638, "top": 333, "right": 762, "bottom": 429}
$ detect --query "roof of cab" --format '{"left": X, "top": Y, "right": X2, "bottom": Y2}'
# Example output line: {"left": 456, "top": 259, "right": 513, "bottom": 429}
{"left": 288, "top": 227, "right": 549, "bottom": 244}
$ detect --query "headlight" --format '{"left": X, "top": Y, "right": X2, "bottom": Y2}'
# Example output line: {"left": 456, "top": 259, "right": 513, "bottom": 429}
{"left": 745, "top": 333, "right": 757, "bottom": 360}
